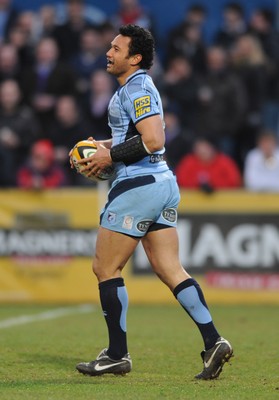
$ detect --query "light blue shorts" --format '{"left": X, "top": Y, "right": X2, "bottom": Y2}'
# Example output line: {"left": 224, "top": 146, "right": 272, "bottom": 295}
{"left": 100, "top": 171, "right": 180, "bottom": 237}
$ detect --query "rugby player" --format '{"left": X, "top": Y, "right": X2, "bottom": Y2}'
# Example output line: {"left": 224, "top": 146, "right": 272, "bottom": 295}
{"left": 73, "top": 24, "right": 233, "bottom": 380}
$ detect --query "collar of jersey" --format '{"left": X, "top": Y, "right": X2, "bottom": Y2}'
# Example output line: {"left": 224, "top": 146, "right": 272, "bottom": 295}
{"left": 125, "top": 69, "right": 147, "bottom": 85}
{"left": 117, "top": 69, "right": 147, "bottom": 93}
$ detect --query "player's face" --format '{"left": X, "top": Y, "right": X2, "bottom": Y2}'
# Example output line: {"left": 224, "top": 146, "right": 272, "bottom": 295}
{"left": 106, "top": 34, "right": 139, "bottom": 82}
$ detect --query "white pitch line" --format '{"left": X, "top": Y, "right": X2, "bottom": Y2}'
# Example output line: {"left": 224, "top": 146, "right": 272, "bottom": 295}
{"left": 0, "top": 304, "right": 95, "bottom": 330}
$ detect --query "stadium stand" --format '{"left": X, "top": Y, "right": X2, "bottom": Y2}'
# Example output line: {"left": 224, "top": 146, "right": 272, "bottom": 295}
{"left": 0, "top": 0, "right": 278, "bottom": 189}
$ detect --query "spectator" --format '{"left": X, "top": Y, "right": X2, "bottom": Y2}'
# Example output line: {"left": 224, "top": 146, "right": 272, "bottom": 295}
{"left": 83, "top": 69, "right": 115, "bottom": 140}
{"left": 70, "top": 27, "right": 107, "bottom": 95}
{"left": 166, "top": 21, "right": 207, "bottom": 73}
{"left": 214, "top": 2, "right": 247, "bottom": 50}
{"left": 8, "top": 26, "right": 34, "bottom": 68}
{"left": 33, "top": 5, "right": 57, "bottom": 41}
{"left": 176, "top": 137, "right": 242, "bottom": 192}
{"left": 185, "top": 4, "right": 207, "bottom": 28}
{"left": 162, "top": 56, "right": 200, "bottom": 132}
{"left": 167, "top": 4, "right": 207, "bottom": 45}
{"left": 15, "top": 11, "right": 37, "bottom": 46}
{"left": 249, "top": 8, "right": 279, "bottom": 65}
{"left": 194, "top": 46, "right": 247, "bottom": 157}
{"left": 249, "top": 8, "right": 279, "bottom": 138}
{"left": 98, "top": 21, "right": 118, "bottom": 51}
{"left": 148, "top": 53, "right": 164, "bottom": 86}
{"left": 164, "top": 108, "right": 191, "bottom": 171}
{"left": 47, "top": 95, "right": 92, "bottom": 184}
{"left": 230, "top": 34, "right": 269, "bottom": 165}
{"left": 19, "top": 37, "right": 77, "bottom": 129}
{"left": 54, "top": 0, "right": 106, "bottom": 27}
{"left": 0, "top": 0, "right": 18, "bottom": 43}
{"left": 52, "top": 0, "right": 95, "bottom": 61}
{"left": 0, "top": 43, "right": 20, "bottom": 82}
{"left": 0, "top": 79, "right": 41, "bottom": 186}
{"left": 17, "top": 139, "right": 67, "bottom": 189}
{"left": 111, "top": 0, "right": 154, "bottom": 32}
{"left": 244, "top": 130, "right": 279, "bottom": 192}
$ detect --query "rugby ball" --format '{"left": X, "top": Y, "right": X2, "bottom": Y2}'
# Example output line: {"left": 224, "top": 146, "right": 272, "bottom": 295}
{"left": 71, "top": 140, "right": 115, "bottom": 181}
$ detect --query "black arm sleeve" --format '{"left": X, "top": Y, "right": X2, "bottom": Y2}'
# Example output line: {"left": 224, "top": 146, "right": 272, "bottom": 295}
{"left": 110, "top": 135, "right": 150, "bottom": 165}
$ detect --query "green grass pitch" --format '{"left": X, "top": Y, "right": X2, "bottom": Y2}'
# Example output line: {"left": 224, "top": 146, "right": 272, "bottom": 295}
{"left": 0, "top": 303, "right": 278, "bottom": 400}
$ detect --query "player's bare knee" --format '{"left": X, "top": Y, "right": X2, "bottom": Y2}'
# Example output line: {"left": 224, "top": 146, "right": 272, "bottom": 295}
{"left": 92, "top": 260, "right": 106, "bottom": 280}
{"left": 92, "top": 260, "right": 99, "bottom": 277}
{"left": 92, "top": 259, "right": 122, "bottom": 281}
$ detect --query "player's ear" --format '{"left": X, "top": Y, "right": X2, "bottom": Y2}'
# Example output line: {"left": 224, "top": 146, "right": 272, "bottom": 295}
{"left": 130, "top": 54, "right": 142, "bottom": 66}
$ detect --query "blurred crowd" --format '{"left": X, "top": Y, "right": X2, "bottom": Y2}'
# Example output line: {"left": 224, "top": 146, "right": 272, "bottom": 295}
{"left": 0, "top": 0, "right": 279, "bottom": 192}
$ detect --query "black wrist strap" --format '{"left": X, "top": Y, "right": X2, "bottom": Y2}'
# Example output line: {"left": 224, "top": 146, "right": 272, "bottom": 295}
{"left": 110, "top": 135, "right": 150, "bottom": 165}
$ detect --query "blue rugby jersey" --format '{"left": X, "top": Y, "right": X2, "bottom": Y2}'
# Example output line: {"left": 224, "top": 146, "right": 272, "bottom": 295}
{"left": 108, "top": 69, "right": 169, "bottom": 179}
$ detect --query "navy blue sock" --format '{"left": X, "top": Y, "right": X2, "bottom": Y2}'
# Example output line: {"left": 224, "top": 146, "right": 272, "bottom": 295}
{"left": 173, "top": 278, "right": 220, "bottom": 350}
{"left": 99, "top": 277, "right": 128, "bottom": 360}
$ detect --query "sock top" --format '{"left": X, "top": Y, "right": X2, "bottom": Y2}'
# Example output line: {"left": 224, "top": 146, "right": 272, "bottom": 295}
{"left": 99, "top": 277, "right": 124, "bottom": 290}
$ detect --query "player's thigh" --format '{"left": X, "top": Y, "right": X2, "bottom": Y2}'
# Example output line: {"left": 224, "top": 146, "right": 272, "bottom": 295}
{"left": 93, "top": 226, "right": 140, "bottom": 282}
{"left": 142, "top": 227, "right": 190, "bottom": 289}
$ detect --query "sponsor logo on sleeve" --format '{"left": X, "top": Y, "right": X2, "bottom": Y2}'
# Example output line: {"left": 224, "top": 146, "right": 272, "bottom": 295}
{"left": 162, "top": 208, "right": 177, "bottom": 223}
{"left": 134, "top": 96, "right": 151, "bottom": 119}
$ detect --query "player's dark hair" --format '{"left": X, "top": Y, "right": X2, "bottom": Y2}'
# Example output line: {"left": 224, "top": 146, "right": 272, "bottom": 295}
{"left": 119, "top": 24, "right": 154, "bottom": 70}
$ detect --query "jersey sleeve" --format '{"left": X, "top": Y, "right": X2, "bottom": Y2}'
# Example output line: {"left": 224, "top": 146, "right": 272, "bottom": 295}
{"left": 121, "top": 86, "right": 161, "bottom": 125}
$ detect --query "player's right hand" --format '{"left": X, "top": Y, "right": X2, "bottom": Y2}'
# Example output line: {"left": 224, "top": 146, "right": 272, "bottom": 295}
{"left": 69, "top": 137, "right": 96, "bottom": 168}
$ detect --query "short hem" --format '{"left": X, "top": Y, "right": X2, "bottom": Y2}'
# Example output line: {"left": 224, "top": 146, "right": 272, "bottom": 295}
{"left": 147, "top": 223, "right": 175, "bottom": 232}
{"left": 100, "top": 224, "right": 142, "bottom": 239}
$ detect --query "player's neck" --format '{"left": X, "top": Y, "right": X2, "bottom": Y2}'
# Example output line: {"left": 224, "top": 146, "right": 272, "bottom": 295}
{"left": 117, "top": 67, "right": 141, "bottom": 86}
